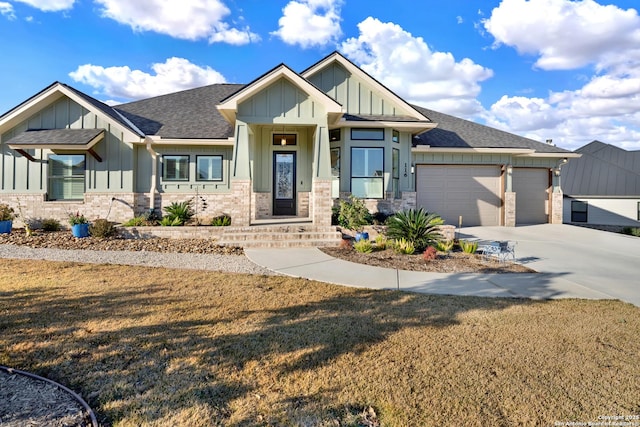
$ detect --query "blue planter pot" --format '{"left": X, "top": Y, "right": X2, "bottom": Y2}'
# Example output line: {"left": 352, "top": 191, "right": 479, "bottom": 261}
{"left": 355, "top": 231, "right": 369, "bottom": 242}
{"left": 0, "top": 220, "right": 12, "bottom": 234}
{"left": 71, "top": 223, "right": 90, "bottom": 238}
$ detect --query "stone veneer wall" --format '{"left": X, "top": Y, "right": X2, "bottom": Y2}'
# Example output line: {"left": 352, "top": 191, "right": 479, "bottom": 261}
{"left": 551, "top": 192, "right": 563, "bottom": 224}
{"left": 336, "top": 191, "right": 417, "bottom": 214}
{"left": 249, "top": 192, "right": 310, "bottom": 221}
{"left": 312, "top": 179, "right": 332, "bottom": 226}
{"left": 504, "top": 192, "right": 516, "bottom": 227}
{"left": 298, "top": 192, "right": 310, "bottom": 218}
{"left": 252, "top": 192, "right": 271, "bottom": 221}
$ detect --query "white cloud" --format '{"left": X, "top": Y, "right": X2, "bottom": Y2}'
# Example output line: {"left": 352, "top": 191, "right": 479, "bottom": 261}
{"left": 272, "top": 0, "right": 342, "bottom": 48}
{"left": 483, "top": 71, "right": 640, "bottom": 150}
{"left": 12, "top": 0, "right": 75, "bottom": 12}
{"left": 483, "top": 0, "right": 640, "bottom": 71}
{"left": 340, "top": 17, "right": 493, "bottom": 116}
{"left": 94, "top": 0, "right": 259, "bottom": 44}
{"left": 69, "top": 57, "right": 227, "bottom": 101}
{"left": 479, "top": 0, "right": 640, "bottom": 150}
{"left": 0, "top": 2, "right": 15, "bottom": 19}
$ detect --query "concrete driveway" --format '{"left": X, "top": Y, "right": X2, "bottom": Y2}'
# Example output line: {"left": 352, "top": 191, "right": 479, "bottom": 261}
{"left": 459, "top": 224, "right": 640, "bottom": 306}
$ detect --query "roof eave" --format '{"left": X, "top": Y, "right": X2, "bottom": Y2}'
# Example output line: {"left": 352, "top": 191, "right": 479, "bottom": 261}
{"left": 141, "top": 136, "right": 235, "bottom": 146}
{"left": 412, "top": 146, "right": 536, "bottom": 155}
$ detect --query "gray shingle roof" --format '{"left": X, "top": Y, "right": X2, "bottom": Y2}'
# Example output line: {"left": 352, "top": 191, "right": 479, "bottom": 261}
{"left": 413, "top": 106, "right": 571, "bottom": 153}
{"left": 562, "top": 140, "right": 640, "bottom": 196}
{"left": 6, "top": 128, "right": 105, "bottom": 146}
{"left": 115, "top": 84, "right": 245, "bottom": 139}
{"left": 60, "top": 84, "right": 144, "bottom": 137}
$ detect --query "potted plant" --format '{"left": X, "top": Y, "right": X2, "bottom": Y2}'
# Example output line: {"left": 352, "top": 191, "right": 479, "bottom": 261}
{"left": 69, "top": 212, "right": 90, "bottom": 238}
{"left": 0, "top": 204, "right": 16, "bottom": 234}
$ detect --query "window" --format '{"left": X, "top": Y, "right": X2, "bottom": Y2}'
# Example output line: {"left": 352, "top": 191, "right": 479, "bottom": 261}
{"left": 273, "top": 134, "right": 297, "bottom": 146}
{"left": 331, "top": 148, "right": 340, "bottom": 198}
{"left": 351, "top": 147, "right": 383, "bottom": 198}
{"left": 571, "top": 200, "right": 588, "bottom": 222}
{"left": 329, "top": 129, "right": 341, "bottom": 142}
{"left": 392, "top": 148, "right": 400, "bottom": 198}
{"left": 351, "top": 128, "right": 384, "bottom": 141}
{"left": 197, "top": 155, "right": 223, "bottom": 181}
{"left": 392, "top": 129, "right": 400, "bottom": 143}
{"left": 163, "top": 155, "right": 189, "bottom": 181}
{"left": 48, "top": 154, "right": 85, "bottom": 201}
{"left": 637, "top": 202, "right": 640, "bottom": 221}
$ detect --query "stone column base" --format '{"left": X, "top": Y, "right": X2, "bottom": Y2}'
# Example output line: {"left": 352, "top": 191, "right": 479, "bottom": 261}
{"left": 504, "top": 192, "right": 516, "bottom": 227}
{"left": 551, "top": 192, "right": 563, "bottom": 224}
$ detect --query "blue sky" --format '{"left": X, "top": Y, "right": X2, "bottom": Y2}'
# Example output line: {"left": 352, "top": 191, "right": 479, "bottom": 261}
{"left": 1, "top": 0, "right": 639, "bottom": 151}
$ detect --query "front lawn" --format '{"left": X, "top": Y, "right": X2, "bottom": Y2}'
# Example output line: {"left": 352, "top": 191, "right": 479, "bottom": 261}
{"left": 0, "top": 259, "right": 638, "bottom": 426}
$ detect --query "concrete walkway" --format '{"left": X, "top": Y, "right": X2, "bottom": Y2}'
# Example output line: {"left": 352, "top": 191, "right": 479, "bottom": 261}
{"left": 245, "top": 224, "right": 640, "bottom": 306}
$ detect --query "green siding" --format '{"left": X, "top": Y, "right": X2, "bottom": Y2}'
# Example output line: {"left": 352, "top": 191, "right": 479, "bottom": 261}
{"left": 238, "top": 79, "right": 320, "bottom": 121}
{"left": 254, "top": 126, "right": 314, "bottom": 193}
{"left": 0, "top": 96, "right": 134, "bottom": 194}
{"left": 154, "top": 145, "right": 233, "bottom": 193}
{"left": 307, "top": 62, "right": 406, "bottom": 117}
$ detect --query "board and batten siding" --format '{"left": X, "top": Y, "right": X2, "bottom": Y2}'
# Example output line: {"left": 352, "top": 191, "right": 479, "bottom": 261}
{"left": 252, "top": 126, "right": 314, "bottom": 193}
{"left": 237, "top": 79, "right": 323, "bottom": 123}
{"left": 306, "top": 62, "right": 405, "bottom": 117}
{"left": 0, "top": 96, "right": 134, "bottom": 193}
{"left": 141, "top": 145, "right": 233, "bottom": 194}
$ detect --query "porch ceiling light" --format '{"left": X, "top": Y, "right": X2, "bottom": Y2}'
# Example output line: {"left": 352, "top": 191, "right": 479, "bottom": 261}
{"left": 281, "top": 137, "right": 287, "bottom": 146}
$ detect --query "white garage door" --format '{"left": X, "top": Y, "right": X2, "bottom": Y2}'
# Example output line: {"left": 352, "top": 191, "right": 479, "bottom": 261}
{"left": 416, "top": 165, "right": 502, "bottom": 226}
{"left": 513, "top": 168, "right": 549, "bottom": 224}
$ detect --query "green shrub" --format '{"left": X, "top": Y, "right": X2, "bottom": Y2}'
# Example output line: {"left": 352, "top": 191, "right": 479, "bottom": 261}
{"left": 337, "top": 196, "right": 372, "bottom": 231}
{"left": 0, "top": 204, "right": 16, "bottom": 221}
{"left": 123, "top": 216, "right": 147, "bottom": 227}
{"left": 393, "top": 238, "right": 415, "bottom": 255}
{"left": 353, "top": 239, "right": 374, "bottom": 254}
{"left": 621, "top": 227, "right": 640, "bottom": 237}
{"left": 374, "top": 234, "right": 387, "bottom": 250}
{"left": 459, "top": 240, "right": 479, "bottom": 254}
{"left": 41, "top": 218, "right": 61, "bottom": 231}
{"left": 89, "top": 219, "right": 116, "bottom": 238}
{"left": 386, "top": 208, "right": 444, "bottom": 251}
{"left": 163, "top": 200, "right": 193, "bottom": 225}
{"left": 211, "top": 214, "right": 232, "bottom": 226}
{"left": 435, "top": 239, "right": 454, "bottom": 252}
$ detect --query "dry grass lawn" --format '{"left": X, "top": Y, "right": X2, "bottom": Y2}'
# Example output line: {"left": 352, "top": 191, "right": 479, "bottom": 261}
{"left": 1, "top": 259, "right": 639, "bottom": 426}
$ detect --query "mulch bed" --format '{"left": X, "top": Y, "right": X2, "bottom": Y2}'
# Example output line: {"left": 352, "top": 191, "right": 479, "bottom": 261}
{"left": 0, "top": 368, "right": 94, "bottom": 427}
{"left": 320, "top": 247, "right": 536, "bottom": 273}
{"left": 0, "top": 229, "right": 243, "bottom": 255}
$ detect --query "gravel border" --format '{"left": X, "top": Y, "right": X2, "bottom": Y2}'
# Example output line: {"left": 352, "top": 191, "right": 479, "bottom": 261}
{"left": 0, "top": 244, "right": 280, "bottom": 276}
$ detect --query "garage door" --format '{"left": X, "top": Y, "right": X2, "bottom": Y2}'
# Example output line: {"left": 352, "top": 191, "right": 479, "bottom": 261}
{"left": 513, "top": 168, "right": 549, "bottom": 224}
{"left": 416, "top": 165, "right": 502, "bottom": 226}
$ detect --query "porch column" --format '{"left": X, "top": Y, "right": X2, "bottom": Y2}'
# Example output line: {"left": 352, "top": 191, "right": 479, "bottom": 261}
{"left": 312, "top": 126, "right": 332, "bottom": 226}
{"left": 231, "top": 122, "right": 251, "bottom": 226}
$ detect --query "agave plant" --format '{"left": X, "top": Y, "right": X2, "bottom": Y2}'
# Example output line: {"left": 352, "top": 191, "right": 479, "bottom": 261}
{"left": 163, "top": 200, "right": 194, "bottom": 225}
{"left": 385, "top": 208, "right": 444, "bottom": 252}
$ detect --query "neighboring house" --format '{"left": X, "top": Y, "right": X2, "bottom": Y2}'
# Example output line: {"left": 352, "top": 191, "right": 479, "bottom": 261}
{"left": 562, "top": 140, "right": 640, "bottom": 227}
{"left": 0, "top": 52, "right": 575, "bottom": 228}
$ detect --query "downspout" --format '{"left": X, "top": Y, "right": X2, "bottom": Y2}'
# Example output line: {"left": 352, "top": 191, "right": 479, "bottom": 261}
{"left": 145, "top": 136, "right": 158, "bottom": 211}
